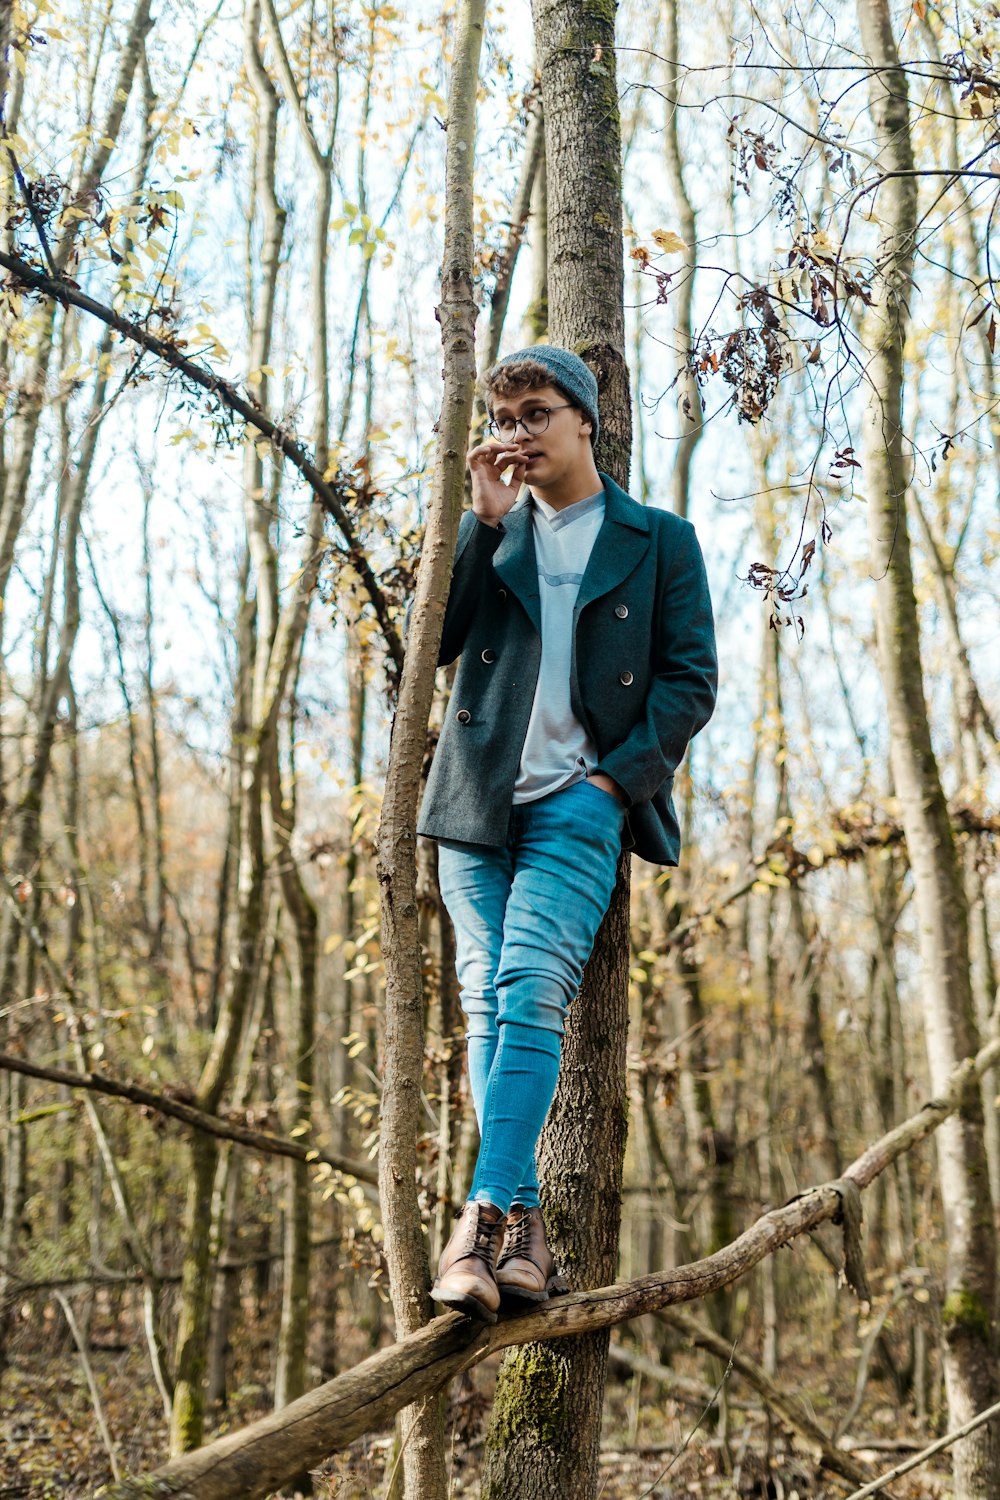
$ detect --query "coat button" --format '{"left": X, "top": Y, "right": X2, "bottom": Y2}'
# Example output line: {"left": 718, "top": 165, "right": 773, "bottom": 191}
{"left": 497, "top": 588, "right": 507, "bottom": 601}
{"left": 619, "top": 670, "right": 634, "bottom": 686}
{"left": 481, "top": 649, "right": 497, "bottom": 663}
{"left": 614, "top": 604, "right": 628, "bottom": 619}
{"left": 456, "top": 708, "right": 472, "bottom": 723}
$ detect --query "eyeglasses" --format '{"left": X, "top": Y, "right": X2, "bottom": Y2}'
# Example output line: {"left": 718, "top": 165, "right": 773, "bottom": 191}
{"left": 486, "top": 404, "right": 575, "bottom": 441}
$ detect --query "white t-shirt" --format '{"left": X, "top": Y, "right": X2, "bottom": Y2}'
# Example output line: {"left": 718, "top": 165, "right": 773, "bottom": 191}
{"left": 512, "top": 488, "right": 605, "bottom": 803}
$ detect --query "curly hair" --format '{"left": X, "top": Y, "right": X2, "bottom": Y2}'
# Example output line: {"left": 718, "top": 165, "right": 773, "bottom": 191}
{"left": 481, "top": 357, "right": 575, "bottom": 414}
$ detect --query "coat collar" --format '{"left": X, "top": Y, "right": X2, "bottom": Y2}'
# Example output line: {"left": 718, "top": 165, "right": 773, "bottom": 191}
{"left": 491, "top": 472, "right": 650, "bottom": 633}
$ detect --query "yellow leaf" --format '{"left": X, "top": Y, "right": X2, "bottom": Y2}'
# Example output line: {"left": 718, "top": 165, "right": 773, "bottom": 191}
{"left": 652, "top": 228, "right": 686, "bottom": 254}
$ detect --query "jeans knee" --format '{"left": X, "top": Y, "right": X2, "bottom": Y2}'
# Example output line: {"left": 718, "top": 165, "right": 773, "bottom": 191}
{"left": 462, "top": 994, "right": 498, "bottom": 1041}
{"left": 496, "top": 1005, "right": 565, "bottom": 1050}
{"left": 495, "top": 972, "right": 571, "bottom": 1036}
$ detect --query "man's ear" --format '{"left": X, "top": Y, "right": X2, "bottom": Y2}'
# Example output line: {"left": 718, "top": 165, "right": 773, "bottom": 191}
{"left": 580, "top": 417, "right": 593, "bottom": 437}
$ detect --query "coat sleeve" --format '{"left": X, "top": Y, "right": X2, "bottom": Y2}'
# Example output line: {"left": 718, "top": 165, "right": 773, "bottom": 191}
{"left": 433, "top": 508, "right": 505, "bottom": 666}
{"left": 594, "top": 519, "right": 718, "bottom": 807}
{"left": 402, "top": 511, "right": 504, "bottom": 659}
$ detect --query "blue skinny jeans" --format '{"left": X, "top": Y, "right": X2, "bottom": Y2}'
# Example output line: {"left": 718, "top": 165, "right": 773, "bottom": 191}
{"left": 437, "top": 778, "right": 624, "bottom": 1215}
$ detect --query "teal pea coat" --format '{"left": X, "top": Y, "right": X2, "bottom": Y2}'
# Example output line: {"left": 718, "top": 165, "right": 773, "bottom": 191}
{"left": 416, "top": 472, "right": 718, "bottom": 865}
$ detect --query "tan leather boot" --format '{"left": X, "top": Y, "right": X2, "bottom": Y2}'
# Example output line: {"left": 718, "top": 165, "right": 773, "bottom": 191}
{"left": 431, "top": 1200, "right": 507, "bottom": 1323}
{"left": 495, "top": 1204, "right": 569, "bottom": 1306}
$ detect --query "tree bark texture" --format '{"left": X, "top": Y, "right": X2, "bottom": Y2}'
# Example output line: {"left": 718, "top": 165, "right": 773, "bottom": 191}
{"left": 856, "top": 1, "right": 999, "bottom": 1492}
{"left": 481, "top": 4, "right": 632, "bottom": 1494}
{"left": 374, "top": 2, "right": 485, "bottom": 1496}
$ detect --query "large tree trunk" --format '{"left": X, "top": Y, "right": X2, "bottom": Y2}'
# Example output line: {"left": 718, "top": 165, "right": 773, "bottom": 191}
{"left": 374, "top": 2, "right": 485, "bottom": 1496}
{"left": 481, "top": 2, "right": 632, "bottom": 1495}
{"left": 857, "top": 2, "right": 999, "bottom": 1492}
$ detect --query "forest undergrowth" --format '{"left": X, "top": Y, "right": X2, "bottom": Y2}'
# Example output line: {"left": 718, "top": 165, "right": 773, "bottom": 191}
{"left": 2, "top": 1261, "right": 951, "bottom": 1499}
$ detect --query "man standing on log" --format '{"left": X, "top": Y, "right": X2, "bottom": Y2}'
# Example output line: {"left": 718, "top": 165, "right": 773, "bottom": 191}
{"left": 418, "top": 345, "right": 718, "bottom": 1322}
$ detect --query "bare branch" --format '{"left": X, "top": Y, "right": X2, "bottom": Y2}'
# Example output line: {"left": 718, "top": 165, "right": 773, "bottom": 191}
{"left": 0, "top": 249, "right": 403, "bottom": 673}
{"left": 0, "top": 1050, "right": 378, "bottom": 1190}
{"left": 842, "top": 1397, "right": 1000, "bottom": 1500}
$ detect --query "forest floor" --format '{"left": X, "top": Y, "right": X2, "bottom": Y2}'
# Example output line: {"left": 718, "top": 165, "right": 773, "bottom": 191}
{"left": 1, "top": 1295, "right": 951, "bottom": 1499}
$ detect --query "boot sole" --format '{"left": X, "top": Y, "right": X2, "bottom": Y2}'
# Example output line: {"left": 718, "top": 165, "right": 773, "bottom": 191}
{"left": 498, "top": 1274, "right": 570, "bottom": 1307}
{"left": 431, "top": 1285, "right": 499, "bottom": 1324}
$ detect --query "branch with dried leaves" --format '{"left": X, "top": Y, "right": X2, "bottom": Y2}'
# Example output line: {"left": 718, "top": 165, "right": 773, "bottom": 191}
{"left": 669, "top": 800, "right": 998, "bottom": 951}
{"left": 0, "top": 248, "right": 402, "bottom": 672}
{"left": 101, "top": 1033, "right": 1000, "bottom": 1500}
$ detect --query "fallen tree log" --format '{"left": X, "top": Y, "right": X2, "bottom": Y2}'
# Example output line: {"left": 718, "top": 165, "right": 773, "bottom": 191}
{"left": 101, "top": 1034, "right": 1000, "bottom": 1500}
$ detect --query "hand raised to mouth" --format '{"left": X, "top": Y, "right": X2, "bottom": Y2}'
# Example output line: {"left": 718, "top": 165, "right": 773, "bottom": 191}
{"left": 466, "top": 438, "right": 534, "bottom": 526}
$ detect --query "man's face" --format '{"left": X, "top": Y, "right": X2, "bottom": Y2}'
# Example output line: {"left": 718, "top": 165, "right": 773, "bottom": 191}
{"left": 489, "top": 383, "right": 592, "bottom": 484}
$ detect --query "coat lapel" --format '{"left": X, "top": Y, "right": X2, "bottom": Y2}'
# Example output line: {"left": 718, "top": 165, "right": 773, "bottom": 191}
{"left": 491, "top": 475, "right": 650, "bottom": 635}
{"left": 492, "top": 498, "right": 542, "bottom": 636}
{"left": 573, "top": 472, "right": 651, "bottom": 615}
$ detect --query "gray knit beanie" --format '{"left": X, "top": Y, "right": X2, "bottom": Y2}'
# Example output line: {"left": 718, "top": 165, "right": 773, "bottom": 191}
{"left": 487, "top": 345, "right": 600, "bottom": 446}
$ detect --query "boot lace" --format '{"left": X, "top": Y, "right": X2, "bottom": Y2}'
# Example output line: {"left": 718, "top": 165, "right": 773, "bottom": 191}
{"left": 497, "top": 1209, "right": 532, "bottom": 1267}
{"left": 460, "top": 1206, "right": 504, "bottom": 1266}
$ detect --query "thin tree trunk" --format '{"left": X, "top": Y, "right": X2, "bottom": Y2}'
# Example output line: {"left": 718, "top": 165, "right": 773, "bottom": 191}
{"left": 857, "top": 3, "right": 999, "bottom": 1490}
{"left": 374, "top": 3, "right": 485, "bottom": 1496}
{"left": 0, "top": 1068, "right": 27, "bottom": 1384}
{"left": 171, "top": 0, "right": 334, "bottom": 1447}
{"left": 481, "top": 103, "right": 544, "bottom": 375}
{"left": 521, "top": 123, "right": 548, "bottom": 344}
{"left": 169, "top": 0, "right": 284, "bottom": 1439}
{"left": 909, "top": 486, "right": 1000, "bottom": 1216}
{"left": 258, "top": 6, "right": 337, "bottom": 1444}
{"left": 270, "top": 717, "right": 319, "bottom": 1423}
{"left": 207, "top": 907, "right": 278, "bottom": 1410}
{"left": 0, "top": 314, "right": 107, "bottom": 1005}
{"left": 0, "top": 0, "right": 153, "bottom": 607}
{"left": 660, "top": 0, "right": 703, "bottom": 519}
